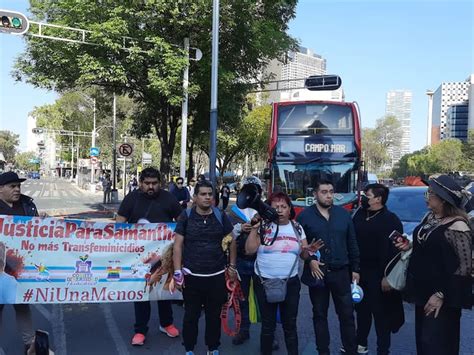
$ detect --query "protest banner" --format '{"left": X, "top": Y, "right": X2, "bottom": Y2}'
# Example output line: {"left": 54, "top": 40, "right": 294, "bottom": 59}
{"left": 0, "top": 215, "right": 181, "bottom": 304}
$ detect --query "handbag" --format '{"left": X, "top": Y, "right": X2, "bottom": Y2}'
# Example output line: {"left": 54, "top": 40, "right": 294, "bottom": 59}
{"left": 255, "top": 256, "right": 298, "bottom": 303}
{"left": 384, "top": 249, "right": 412, "bottom": 291}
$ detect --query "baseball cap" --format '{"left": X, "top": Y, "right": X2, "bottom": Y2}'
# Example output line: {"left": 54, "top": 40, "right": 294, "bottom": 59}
{"left": 0, "top": 172, "right": 26, "bottom": 186}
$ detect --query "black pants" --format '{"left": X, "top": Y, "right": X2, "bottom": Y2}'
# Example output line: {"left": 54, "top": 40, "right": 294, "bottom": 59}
{"left": 221, "top": 197, "right": 230, "bottom": 210}
{"left": 308, "top": 267, "right": 357, "bottom": 355}
{"left": 133, "top": 300, "right": 174, "bottom": 335}
{"left": 356, "top": 268, "right": 391, "bottom": 355}
{"left": 415, "top": 305, "right": 461, "bottom": 355}
{"left": 254, "top": 275, "right": 300, "bottom": 355}
{"left": 182, "top": 273, "right": 227, "bottom": 352}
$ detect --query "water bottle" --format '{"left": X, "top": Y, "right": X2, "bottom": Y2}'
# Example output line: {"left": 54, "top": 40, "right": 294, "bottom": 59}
{"left": 351, "top": 280, "right": 364, "bottom": 303}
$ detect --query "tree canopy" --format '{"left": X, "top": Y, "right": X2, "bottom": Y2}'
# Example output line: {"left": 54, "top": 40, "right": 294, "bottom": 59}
{"left": 0, "top": 130, "right": 20, "bottom": 162}
{"left": 14, "top": 0, "right": 297, "bottom": 178}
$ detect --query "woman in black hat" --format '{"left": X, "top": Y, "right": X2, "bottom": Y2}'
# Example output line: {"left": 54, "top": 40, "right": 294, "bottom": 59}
{"left": 395, "top": 175, "right": 472, "bottom": 355}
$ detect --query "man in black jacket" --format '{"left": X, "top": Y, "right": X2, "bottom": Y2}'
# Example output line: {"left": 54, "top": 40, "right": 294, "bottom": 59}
{"left": 0, "top": 172, "right": 37, "bottom": 352}
{"left": 297, "top": 179, "right": 360, "bottom": 355}
{"left": 352, "top": 184, "right": 404, "bottom": 355}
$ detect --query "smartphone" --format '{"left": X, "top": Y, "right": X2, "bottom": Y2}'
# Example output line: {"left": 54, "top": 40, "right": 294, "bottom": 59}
{"left": 388, "top": 230, "right": 408, "bottom": 244}
{"left": 35, "top": 329, "right": 49, "bottom": 355}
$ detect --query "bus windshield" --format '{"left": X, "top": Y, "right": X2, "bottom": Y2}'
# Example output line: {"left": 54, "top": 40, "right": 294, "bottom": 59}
{"left": 272, "top": 161, "right": 358, "bottom": 207}
{"left": 278, "top": 103, "right": 353, "bottom": 135}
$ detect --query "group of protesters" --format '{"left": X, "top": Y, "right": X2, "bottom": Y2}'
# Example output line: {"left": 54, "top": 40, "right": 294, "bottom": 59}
{"left": 0, "top": 167, "right": 472, "bottom": 355}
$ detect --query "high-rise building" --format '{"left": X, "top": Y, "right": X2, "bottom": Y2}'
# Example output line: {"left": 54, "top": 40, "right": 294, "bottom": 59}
{"left": 385, "top": 90, "right": 412, "bottom": 165}
{"left": 263, "top": 46, "right": 328, "bottom": 103}
{"left": 447, "top": 104, "right": 469, "bottom": 141}
{"left": 430, "top": 76, "right": 472, "bottom": 143}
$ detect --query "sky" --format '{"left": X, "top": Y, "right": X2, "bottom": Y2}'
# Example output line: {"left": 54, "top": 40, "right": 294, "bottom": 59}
{"left": 0, "top": 0, "right": 473, "bottom": 152}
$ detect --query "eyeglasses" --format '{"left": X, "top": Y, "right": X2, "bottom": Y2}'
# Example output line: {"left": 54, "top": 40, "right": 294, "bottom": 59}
{"left": 424, "top": 189, "right": 436, "bottom": 199}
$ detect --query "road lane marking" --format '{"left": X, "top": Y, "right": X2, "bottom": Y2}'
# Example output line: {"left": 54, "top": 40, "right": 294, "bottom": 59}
{"left": 43, "top": 191, "right": 50, "bottom": 197}
{"left": 100, "top": 304, "right": 130, "bottom": 355}
{"left": 53, "top": 191, "right": 59, "bottom": 197}
{"left": 32, "top": 191, "right": 40, "bottom": 198}
{"left": 23, "top": 190, "right": 31, "bottom": 196}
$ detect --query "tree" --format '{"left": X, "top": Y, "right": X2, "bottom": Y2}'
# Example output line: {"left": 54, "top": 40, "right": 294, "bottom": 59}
{"left": 0, "top": 130, "right": 20, "bottom": 162}
{"left": 362, "top": 115, "right": 402, "bottom": 172}
{"left": 430, "top": 139, "right": 464, "bottom": 173}
{"left": 14, "top": 151, "right": 39, "bottom": 171}
{"left": 14, "top": 1, "right": 297, "bottom": 179}
{"left": 197, "top": 104, "right": 271, "bottom": 177}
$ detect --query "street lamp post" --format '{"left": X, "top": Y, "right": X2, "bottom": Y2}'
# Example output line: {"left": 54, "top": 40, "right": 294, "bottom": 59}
{"left": 209, "top": 0, "right": 220, "bottom": 189}
{"left": 111, "top": 92, "right": 118, "bottom": 202}
{"left": 180, "top": 37, "right": 190, "bottom": 179}
{"left": 91, "top": 98, "right": 96, "bottom": 184}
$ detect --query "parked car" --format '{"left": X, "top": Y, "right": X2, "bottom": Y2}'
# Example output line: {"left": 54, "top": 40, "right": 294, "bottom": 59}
{"left": 386, "top": 186, "right": 428, "bottom": 236}
{"left": 28, "top": 172, "right": 40, "bottom": 179}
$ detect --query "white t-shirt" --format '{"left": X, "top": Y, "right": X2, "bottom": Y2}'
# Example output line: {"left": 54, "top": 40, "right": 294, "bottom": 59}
{"left": 255, "top": 222, "right": 306, "bottom": 279}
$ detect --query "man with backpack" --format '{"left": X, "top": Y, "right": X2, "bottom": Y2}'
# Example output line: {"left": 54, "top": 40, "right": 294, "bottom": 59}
{"left": 173, "top": 180, "right": 237, "bottom": 355}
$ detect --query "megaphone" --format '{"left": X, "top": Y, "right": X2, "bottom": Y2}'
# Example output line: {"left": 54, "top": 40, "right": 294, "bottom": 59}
{"left": 237, "top": 184, "right": 279, "bottom": 223}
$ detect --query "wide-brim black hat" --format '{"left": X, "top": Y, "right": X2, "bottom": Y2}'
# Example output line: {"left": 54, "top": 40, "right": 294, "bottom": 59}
{"left": 425, "top": 175, "right": 470, "bottom": 209}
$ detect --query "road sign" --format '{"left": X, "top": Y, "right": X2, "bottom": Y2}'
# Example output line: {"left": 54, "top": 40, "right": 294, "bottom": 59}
{"left": 118, "top": 143, "right": 133, "bottom": 157}
{"left": 0, "top": 9, "right": 29, "bottom": 35}
{"left": 90, "top": 147, "right": 100, "bottom": 157}
{"left": 90, "top": 156, "right": 98, "bottom": 164}
{"left": 142, "top": 152, "right": 152, "bottom": 164}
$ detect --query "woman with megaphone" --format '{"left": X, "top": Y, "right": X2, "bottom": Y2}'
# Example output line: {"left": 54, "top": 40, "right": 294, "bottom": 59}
{"left": 245, "top": 191, "right": 324, "bottom": 355}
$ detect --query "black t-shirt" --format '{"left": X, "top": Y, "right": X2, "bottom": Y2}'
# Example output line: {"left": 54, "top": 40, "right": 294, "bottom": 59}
{"left": 117, "top": 189, "right": 182, "bottom": 223}
{"left": 174, "top": 208, "right": 233, "bottom": 274}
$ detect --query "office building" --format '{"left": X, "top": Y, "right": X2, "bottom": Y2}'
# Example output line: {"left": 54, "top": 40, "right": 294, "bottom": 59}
{"left": 385, "top": 90, "right": 412, "bottom": 165}
{"left": 263, "top": 46, "right": 327, "bottom": 103}
{"left": 430, "top": 75, "right": 472, "bottom": 143}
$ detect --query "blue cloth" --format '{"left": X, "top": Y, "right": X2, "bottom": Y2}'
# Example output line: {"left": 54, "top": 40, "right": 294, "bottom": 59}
{"left": 0, "top": 272, "right": 17, "bottom": 303}
{"left": 297, "top": 204, "right": 359, "bottom": 272}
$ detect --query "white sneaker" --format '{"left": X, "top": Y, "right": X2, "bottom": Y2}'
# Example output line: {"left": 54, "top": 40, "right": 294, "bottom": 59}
{"left": 340, "top": 345, "right": 368, "bottom": 354}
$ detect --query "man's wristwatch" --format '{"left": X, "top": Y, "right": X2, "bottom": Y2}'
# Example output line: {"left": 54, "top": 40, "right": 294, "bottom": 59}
{"left": 435, "top": 291, "right": 445, "bottom": 299}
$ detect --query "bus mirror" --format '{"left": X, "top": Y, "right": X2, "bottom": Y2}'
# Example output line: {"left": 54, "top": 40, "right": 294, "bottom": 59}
{"left": 305, "top": 75, "right": 342, "bottom": 91}
{"left": 263, "top": 168, "right": 271, "bottom": 180}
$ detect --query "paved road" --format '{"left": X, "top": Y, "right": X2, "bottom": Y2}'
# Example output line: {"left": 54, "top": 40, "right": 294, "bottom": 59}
{"left": 1, "top": 178, "right": 472, "bottom": 354}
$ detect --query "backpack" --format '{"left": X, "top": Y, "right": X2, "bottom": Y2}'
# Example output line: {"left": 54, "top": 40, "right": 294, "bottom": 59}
{"left": 185, "top": 206, "right": 223, "bottom": 226}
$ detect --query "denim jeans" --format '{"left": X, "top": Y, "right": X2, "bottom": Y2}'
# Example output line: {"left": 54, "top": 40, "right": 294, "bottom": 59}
{"left": 308, "top": 267, "right": 357, "bottom": 355}
{"left": 133, "top": 300, "right": 173, "bottom": 335}
{"left": 254, "top": 275, "right": 300, "bottom": 355}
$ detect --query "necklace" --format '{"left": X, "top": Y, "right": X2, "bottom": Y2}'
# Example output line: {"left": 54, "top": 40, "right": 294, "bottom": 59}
{"left": 366, "top": 210, "right": 382, "bottom": 221}
{"left": 197, "top": 210, "right": 213, "bottom": 224}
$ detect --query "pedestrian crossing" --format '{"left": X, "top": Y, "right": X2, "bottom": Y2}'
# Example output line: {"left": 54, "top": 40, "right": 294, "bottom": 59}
{"left": 22, "top": 181, "right": 84, "bottom": 199}
{"left": 22, "top": 189, "right": 82, "bottom": 199}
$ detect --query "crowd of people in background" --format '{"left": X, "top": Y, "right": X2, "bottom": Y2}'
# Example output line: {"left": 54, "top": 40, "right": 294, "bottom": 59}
{"left": 0, "top": 167, "right": 472, "bottom": 355}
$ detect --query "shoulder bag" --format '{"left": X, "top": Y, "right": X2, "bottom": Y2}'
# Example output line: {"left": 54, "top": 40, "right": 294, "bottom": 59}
{"left": 384, "top": 249, "right": 412, "bottom": 291}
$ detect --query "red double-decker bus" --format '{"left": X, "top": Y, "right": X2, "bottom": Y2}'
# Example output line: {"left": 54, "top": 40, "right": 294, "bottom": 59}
{"left": 264, "top": 75, "right": 362, "bottom": 213}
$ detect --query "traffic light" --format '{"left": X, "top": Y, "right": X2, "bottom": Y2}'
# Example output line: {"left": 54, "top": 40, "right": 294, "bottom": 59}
{"left": 0, "top": 9, "right": 29, "bottom": 35}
